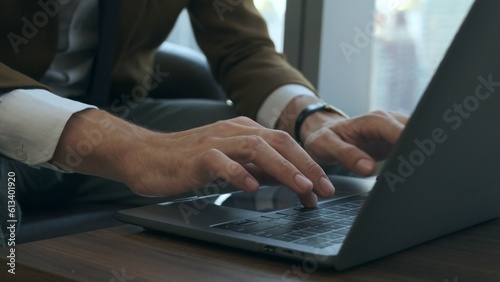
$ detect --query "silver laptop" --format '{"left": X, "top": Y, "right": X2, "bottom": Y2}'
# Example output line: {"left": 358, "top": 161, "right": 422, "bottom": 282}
{"left": 118, "top": 0, "right": 500, "bottom": 270}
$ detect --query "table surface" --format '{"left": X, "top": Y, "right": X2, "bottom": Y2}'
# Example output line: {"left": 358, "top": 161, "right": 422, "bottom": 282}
{"left": 1, "top": 218, "right": 500, "bottom": 282}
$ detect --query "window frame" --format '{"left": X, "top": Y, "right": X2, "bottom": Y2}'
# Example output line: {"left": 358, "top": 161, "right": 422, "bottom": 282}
{"left": 284, "top": 0, "right": 376, "bottom": 116}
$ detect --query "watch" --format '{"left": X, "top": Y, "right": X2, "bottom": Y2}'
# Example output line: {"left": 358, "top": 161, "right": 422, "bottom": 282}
{"left": 294, "top": 102, "right": 348, "bottom": 146}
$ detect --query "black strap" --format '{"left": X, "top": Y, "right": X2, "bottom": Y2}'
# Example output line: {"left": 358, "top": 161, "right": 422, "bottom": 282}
{"left": 294, "top": 103, "right": 346, "bottom": 146}
{"left": 86, "top": 0, "right": 121, "bottom": 107}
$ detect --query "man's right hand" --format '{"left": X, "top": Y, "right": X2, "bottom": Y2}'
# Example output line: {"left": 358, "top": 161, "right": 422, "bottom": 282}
{"left": 51, "top": 109, "right": 335, "bottom": 207}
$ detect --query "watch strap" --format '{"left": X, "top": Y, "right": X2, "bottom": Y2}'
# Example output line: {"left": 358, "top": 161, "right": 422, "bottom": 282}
{"left": 294, "top": 102, "right": 348, "bottom": 146}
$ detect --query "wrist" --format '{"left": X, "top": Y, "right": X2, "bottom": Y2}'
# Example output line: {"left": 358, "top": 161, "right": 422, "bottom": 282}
{"left": 298, "top": 106, "right": 346, "bottom": 145}
{"left": 50, "top": 109, "right": 151, "bottom": 182}
{"left": 276, "top": 95, "right": 347, "bottom": 144}
{"left": 276, "top": 95, "right": 321, "bottom": 134}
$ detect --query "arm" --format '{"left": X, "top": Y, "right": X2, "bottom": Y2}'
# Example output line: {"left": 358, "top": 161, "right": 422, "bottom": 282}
{"left": 0, "top": 73, "right": 332, "bottom": 208}
{"left": 51, "top": 109, "right": 334, "bottom": 207}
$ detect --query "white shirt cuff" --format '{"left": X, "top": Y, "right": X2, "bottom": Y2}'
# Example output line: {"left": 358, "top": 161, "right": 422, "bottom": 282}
{"left": 0, "top": 89, "right": 96, "bottom": 170}
{"left": 256, "top": 84, "right": 316, "bottom": 129}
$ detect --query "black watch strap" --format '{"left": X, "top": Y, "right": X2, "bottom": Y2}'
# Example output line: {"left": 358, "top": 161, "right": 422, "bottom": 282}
{"left": 294, "top": 102, "right": 348, "bottom": 146}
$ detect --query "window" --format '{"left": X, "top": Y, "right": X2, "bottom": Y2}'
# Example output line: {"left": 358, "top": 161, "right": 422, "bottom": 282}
{"left": 165, "top": 1, "right": 287, "bottom": 52}
{"left": 315, "top": 0, "right": 474, "bottom": 117}
{"left": 254, "top": 0, "right": 287, "bottom": 52}
{"left": 369, "top": 0, "right": 474, "bottom": 114}
{"left": 165, "top": 1, "right": 474, "bottom": 117}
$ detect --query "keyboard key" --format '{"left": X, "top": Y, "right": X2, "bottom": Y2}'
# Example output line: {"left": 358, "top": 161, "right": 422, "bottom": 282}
{"left": 337, "top": 218, "right": 356, "bottom": 225}
{"left": 294, "top": 220, "right": 324, "bottom": 228}
{"left": 252, "top": 228, "right": 289, "bottom": 238}
{"left": 324, "top": 205, "right": 350, "bottom": 212}
{"left": 276, "top": 209, "right": 303, "bottom": 216}
{"left": 320, "top": 213, "right": 345, "bottom": 220}
{"left": 321, "top": 222, "right": 347, "bottom": 230}
{"left": 341, "top": 203, "right": 362, "bottom": 209}
{"left": 311, "top": 209, "right": 337, "bottom": 216}
{"left": 279, "top": 224, "right": 308, "bottom": 231}
{"left": 270, "top": 218, "right": 294, "bottom": 225}
{"left": 303, "top": 226, "right": 332, "bottom": 234}
{"left": 331, "top": 228, "right": 350, "bottom": 235}
{"left": 308, "top": 217, "right": 333, "bottom": 224}
{"left": 298, "top": 213, "right": 322, "bottom": 220}
{"left": 279, "top": 220, "right": 323, "bottom": 231}
{"left": 336, "top": 210, "right": 359, "bottom": 216}
{"left": 315, "top": 232, "right": 345, "bottom": 241}
{"left": 289, "top": 230, "right": 316, "bottom": 238}
{"left": 283, "top": 215, "right": 311, "bottom": 221}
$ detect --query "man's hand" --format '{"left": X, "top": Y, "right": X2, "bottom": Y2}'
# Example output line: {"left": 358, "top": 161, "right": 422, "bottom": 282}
{"left": 51, "top": 109, "right": 335, "bottom": 207}
{"left": 302, "top": 110, "right": 407, "bottom": 175}
{"left": 277, "top": 95, "right": 408, "bottom": 176}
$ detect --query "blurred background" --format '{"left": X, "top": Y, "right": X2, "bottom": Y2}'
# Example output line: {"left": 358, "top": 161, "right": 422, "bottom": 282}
{"left": 166, "top": 0, "right": 474, "bottom": 117}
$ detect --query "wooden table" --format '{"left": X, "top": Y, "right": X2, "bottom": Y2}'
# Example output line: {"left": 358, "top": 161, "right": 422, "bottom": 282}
{"left": 1, "top": 218, "right": 500, "bottom": 281}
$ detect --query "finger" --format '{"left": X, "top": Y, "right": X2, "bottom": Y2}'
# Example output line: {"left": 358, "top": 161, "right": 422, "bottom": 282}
{"left": 241, "top": 163, "right": 281, "bottom": 186}
{"left": 351, "top": 112, "right": 406, "bottom": 145}
{"left": 208, "top": 118, "right": 335, "bottom": 203}
{"left": 220, "top": 135, "right": 316, "bottom": 198}
{"left": 315, "top": 112, "right": 405, "bottom": 174}
{"left": 198, "top": 148, "right": 260, "bottom": 193}
{"left": 243, "top": 164, "right": 318, "bottom": 208}
{"left": 298, "top": 192, "right": 318, "bottom": 209}
{"left": 257, "top": 130, "right": 335, "bottom": 199}
{"left": 306, "top": 130, "right": 377, "bottom": 176}
{"left": 387, "top": 111, "right": 409, "bottom": 125}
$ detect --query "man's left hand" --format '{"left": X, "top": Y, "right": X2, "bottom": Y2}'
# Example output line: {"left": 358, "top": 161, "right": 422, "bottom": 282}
{"left": 276, "top": 95, "right": 408, "bottom": 176}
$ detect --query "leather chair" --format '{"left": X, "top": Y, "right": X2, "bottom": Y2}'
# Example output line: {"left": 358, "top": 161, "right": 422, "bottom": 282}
{"left": 17, "top": 42, "right": 226, "bottom": 243}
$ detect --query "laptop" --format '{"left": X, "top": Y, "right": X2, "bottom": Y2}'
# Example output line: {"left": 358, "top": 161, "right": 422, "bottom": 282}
{"left": 117, "top": 0, "right": 500, "bottom": 270}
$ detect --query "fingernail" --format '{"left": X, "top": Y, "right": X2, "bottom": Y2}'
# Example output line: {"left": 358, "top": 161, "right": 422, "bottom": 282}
{"left": 245, "top": 177, "right": 260, "bottom": 192}
{"left": 294, "top": 174, "right": 313, "bottom": 191}
{"left": 356, "top": 159, "right": 374, "bottom": 174}
{"left": 320, "top": 176, "right": 335, "bottom": 196}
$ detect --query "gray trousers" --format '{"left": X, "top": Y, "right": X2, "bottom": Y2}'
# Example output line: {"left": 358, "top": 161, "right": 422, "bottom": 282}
{"left": 0, "top": 98, "right": 238, "bottom": 246}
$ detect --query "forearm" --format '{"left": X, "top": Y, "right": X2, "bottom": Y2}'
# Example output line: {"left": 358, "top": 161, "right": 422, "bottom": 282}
{"left": 50, "top": 109, "right": 152, "bottom": 184}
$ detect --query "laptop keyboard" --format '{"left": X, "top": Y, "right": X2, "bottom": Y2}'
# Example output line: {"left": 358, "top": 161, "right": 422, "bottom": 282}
{"left": 212, "top": 197, "right": 365, "bottom": 249}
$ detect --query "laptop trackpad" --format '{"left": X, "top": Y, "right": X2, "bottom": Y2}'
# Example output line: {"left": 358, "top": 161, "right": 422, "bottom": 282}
{"left": 150, "top": 175, "right": 375, "bottom": 226}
